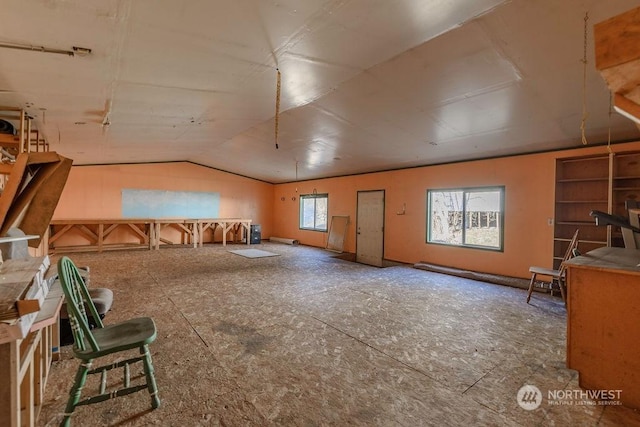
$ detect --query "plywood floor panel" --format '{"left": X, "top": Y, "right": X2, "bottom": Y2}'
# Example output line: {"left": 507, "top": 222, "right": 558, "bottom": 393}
{"left": 37, "top": 243, "right": 640, "bottom": 426}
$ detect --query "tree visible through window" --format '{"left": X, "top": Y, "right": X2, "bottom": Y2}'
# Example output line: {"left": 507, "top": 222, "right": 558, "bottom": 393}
{"left": 300, "top": 194, "right": 328, "bottom": 231}
{"left": 427, "top": 187, "right": 504, "bottom": 250}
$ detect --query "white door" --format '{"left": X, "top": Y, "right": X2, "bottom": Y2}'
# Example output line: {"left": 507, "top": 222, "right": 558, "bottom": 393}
{"left": 356, "top": 190, "right": 385, "bottom": 267}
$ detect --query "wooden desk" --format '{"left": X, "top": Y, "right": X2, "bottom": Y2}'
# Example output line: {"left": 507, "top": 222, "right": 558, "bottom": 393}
{"left": 197, "top": 218, "right": 251, "bottom": 247}
{"left": 151, "top": 219, "right": 198, "bottom": 250}
{"left": 0, "top": 257, "right": 61, "bottom": 426}
{"left": 565, "top": 247, "right": 640, "bottom": 409}
{"left": 49, "top": 219, "right": 153, "bottom": 252}
{"left": 49, "top": 218, "right": 253, "bottom": 253}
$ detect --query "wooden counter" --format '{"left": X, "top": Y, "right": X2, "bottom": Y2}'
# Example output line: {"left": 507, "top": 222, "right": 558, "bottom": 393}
{"left": 0, "top": 257, "right": 61, "bottom": 426}
{"left": 49, "top": 218, "right": 252, "bottom": 253}
{"left": 197, "top": 218, "right": 251, "bottom": 247}
{"left": 49, "top": 219, "right": 154, "bottom": 253}
{"left": 565, "top": 246, "right": 640, "bottom": 409}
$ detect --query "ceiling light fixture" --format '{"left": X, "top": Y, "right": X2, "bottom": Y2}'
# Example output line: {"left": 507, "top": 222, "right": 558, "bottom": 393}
{"left": 613, "top": 93, "right": 640, "bottom": 125}
{"left": 0, "top": 41, "right": 91, "bottom": 57}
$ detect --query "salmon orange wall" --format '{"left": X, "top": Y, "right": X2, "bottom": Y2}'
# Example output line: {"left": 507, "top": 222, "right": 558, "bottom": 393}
{"left": 272, "top": 141, "right": 640, "bottom": 279}
{"left": 53, "top": 142, "right": 640, "bottom": 280}
{"left": 54, "top": 162, "right": 274, "bottom": 237}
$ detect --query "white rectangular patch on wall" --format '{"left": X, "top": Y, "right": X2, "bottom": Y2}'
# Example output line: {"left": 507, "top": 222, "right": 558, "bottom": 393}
{"left": 122, "top": 189, "right": 220, "bottom": 218}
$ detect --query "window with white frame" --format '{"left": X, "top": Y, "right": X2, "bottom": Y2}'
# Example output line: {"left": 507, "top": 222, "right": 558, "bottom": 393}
{"left": 300, "top": 193, "right": 328, "bottom": 231}
{"left": 427, "top": 187, "right": 504, "bottom": 250}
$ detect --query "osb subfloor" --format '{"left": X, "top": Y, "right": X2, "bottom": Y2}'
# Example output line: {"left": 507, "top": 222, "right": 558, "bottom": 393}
{"left": 38, "top": 243, "right": 640, "bottom": 426}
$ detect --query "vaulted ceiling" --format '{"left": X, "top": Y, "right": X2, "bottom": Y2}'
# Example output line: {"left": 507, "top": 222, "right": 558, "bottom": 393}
{"left": 1, "top": 0, "right": 639, "bottom": 183}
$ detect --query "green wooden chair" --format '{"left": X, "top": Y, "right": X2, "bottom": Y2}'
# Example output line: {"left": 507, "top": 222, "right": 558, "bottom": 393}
{"left": 57, "top": 256, "right": 160, "bottom": 426}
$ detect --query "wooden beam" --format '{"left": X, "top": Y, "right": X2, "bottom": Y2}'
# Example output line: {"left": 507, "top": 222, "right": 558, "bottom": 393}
{"left": 76, "top": 225, "right": 98, "bottom": 242}
{"left": 594, "top": 6, "right": 640, "bottom": 116}
{"left": 0, "top": 154, "right": 29, "bottom": 228}
{"left": 2, "top": 163, "right": 61, "bottom": 235}
{"left": 18, "top": 110, "right": 25, "bottom": 155}
{"left": 614, "top": 92, "right": 640, "bottom": 124}
{"left": 126, "top": 223, "right": 149, "bottom": 242}
{"left": 25, "top": 152, "right": 62, "bottom": 165}
{"left": 5, "top": 155, "right": 72, "bottom": 246}
{"left": 20, "top": 153, "right": 73, "bottom": 248}
{"left": 48, "top": 224, "right": 73, "bottom": 244}
{"left": 595, "top": 6, "right": 640, "bottom": 70}
{"left": 102, "top": 223, "right": 119, "bottom": 239}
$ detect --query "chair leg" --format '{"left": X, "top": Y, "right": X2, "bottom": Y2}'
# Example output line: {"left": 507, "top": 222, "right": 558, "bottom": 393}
{"left": 61, "top": 360, "right": 92, "bottom": 427}
{"left": 557, "top": 278, "right": 567, "bottom": 306}
{"left": 141, "top": 345, "right": 161, "bottom": 409}
{"left": 526, "top": 273, "right": 537, "bottom": 303}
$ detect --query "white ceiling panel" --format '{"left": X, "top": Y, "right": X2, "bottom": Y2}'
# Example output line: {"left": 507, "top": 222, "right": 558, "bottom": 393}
{"left": 0, "top": 0, "right": 638, "bottom": 182}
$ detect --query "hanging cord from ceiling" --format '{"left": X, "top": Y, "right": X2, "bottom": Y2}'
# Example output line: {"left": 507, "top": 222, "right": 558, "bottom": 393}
{"left": 580, "top": 12, "right": 589, "bottom": 145}
{"left": 607, "top": 91, "right": 613, "bottom": 154}
{"left": 275, "top": 68, "right": 281, "bottom": 149}
{"left": 292, "top": 160, "right": 299, "bottom": 200}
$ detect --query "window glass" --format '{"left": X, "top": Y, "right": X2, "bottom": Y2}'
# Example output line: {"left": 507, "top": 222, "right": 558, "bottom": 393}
{"left": 427, "top": 187, "right": 504, "bottom": 250}
{"left": 300, "top": 194, "right": 328, "bottom": 231}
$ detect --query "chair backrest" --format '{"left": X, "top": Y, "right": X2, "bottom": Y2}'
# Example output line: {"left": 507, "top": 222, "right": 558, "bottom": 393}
{"left": 57, "top": 256, "right": 104, "bottom": 352}
{"left": 558, "top": 229, "right": 580, "bottom": 277}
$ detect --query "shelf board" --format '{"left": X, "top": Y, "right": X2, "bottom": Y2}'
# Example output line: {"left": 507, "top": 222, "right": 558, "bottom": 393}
{"left": 555, "top": 151, "right": 640, "bottom": 266}
{"left": 559, "top": 156, "right": 608, "bottom": 163}
{"left": 555, "top": 200, "right": 607, "bottom": 204}
{"left": 614, "top": 152, "right": 640, "bottom": 158}
{"left": 555, "top": 221, "right": 599, "bottom": 226}
{"left": 579, "top": 239, "right": 607, "bottom": 245}
{"left": 553, "top": 239, "right": 573, "bottom": 246}
{"left": 556, "top": 177, "right": 609, "bottom": 183}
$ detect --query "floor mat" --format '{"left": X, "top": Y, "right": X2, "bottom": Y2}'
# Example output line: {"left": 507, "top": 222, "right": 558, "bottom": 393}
{"left": 228, "top": 249, "right": 280, "bottom": 258}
